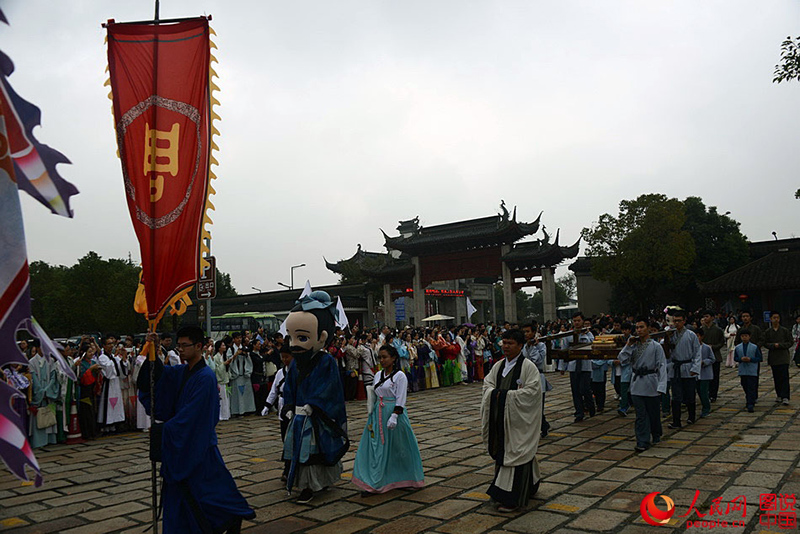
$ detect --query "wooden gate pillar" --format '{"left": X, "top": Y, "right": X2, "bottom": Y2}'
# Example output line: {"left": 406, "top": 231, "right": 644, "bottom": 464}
{"left": 501, "top": 245, "right": 517, "bottom": 323}
{"left": 412, "top": 256, "right": 425, "bottom": 326}
{"left": 542, "top": 267, "right": 557, "bottom": 322}
{"left": 383, "top": 283, "right": 396, "bottom": 327}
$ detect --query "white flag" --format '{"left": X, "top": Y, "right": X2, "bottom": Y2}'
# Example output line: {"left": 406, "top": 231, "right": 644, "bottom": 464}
{"left": 280, "top": 280, "right": 313, "bottom": 336}
{"left": 299, "top": 280, "right": 312, "bottom": 299}
{"left": 335, "top": 296, "right": 349, "bottom": 330}
{"left": 466, "top": 297, "right": 477, "bottom": 319}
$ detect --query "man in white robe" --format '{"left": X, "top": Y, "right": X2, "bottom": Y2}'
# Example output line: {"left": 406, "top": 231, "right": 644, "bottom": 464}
{"left": 481, "top": 328, "right": 542, "bottom": 512}
{"left": 97, "top": 336, "right": 128, "bottom": 430}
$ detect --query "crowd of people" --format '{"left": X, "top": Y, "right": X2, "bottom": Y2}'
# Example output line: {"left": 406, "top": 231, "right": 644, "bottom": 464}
{"left": 3, "top": 305, "right": 800, "bottom": 517}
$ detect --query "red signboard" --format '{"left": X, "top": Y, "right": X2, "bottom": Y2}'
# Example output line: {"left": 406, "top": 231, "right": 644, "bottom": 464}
{"left": 403, "top": 288, "right": 465, "bottom": 297}
{"left": 106, "top": 18, "right": 212, "bottom": 320}
{"left": 419, "top": 248, "right": 502, "bottom": 287}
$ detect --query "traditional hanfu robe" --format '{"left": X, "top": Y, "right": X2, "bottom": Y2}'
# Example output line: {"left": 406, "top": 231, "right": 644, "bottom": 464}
{"left": 282, "top": 350, "right": 348, "bottom": 493}
{"left": 76, "top": 358, "right": 99, "bottom": 440}
{"left": 668, "top": 328, "right": 701, "bottom": 426}
{"left": 455, "top": 335, "right": 469, "bottom": 382}
{"left": 481, "top": 355, "right": 542, "bottom": 509}
{"left": 133, "top": 354, "right": 151, "bottom": 430}
{"left": 619, "top": 339, "right": 668, "bottom": 448}
{"left": 28, "top": 354, "right": 59, "bottom": 448}
{"left": 138, "top": 359, "right": 255, "bottom": 533}
{"left": 353, "top": 370, "right": 424, "bottom": 493}
{"left": 212, "top": 352, "right": 231, "bottom": 421}
{"left": 97, "top": 351, "right": 127, "bottom": 426}
{"left": 228, "top": 348, "right": 256, "bottom": 415}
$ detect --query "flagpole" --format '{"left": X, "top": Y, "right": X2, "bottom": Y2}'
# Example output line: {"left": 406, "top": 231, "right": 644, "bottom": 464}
{"left": 149, "top": 3, "right": 160, "bottom": 532}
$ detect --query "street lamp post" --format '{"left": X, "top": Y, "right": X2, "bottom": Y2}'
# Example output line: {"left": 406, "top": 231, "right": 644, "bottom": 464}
{"left": 251, "top": 286, "right": 262, "bottom": 293}
{"left": 277, "top": 282, "right": 291, "bottom": 290}
{"left": 290, "top": 263, "right": 306, "bottom": 290}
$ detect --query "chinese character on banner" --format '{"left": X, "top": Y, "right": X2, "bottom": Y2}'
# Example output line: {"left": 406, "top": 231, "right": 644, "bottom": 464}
{"left": 105, "top": 17, "right": 219, "bottom": 325}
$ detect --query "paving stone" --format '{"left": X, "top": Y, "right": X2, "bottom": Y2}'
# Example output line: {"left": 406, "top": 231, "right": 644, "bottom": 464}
{"left": 297, "top": 500, "right": 365, "bottom": 522}
{"left": 359, "top": 499, "right": 423, "bottom": 519}
{"left": 253, "top": 516, "right": 316, "bottom": 534}
{"left": 435, "top": 512, "right": 505, "bottom": 533}
{"left": 595, "top": 466, "right": 645, "bottom": 482}
{"left": 5, "top": 516, "right": 86, "bottom": 534}
{"left": 503, "top": 510, "right": 569, "bottom": 533}
{"left": 60, "top": 516, "right": 139, "bottom": 534}
{"left": 417, "top": 499, "right": 481, "bottom": 519}
{"left": 370, "top": 514, "right": 441, "bottom": 534}
{"left": 571, "top": 478, "right": 625, "bottom": 497}
{"left": 402, "top": 485, "right": 461, "bottom": 503}
{"left": 566, "top": 509, "right": 630, "bottom": 531}
{"left": 543, "top": 469, "right": 593, "bottom": 485}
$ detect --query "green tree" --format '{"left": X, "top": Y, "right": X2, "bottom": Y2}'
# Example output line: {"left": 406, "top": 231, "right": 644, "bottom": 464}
{"left": 679, "top": 196, "right": 749, "bottom": 289}
{"left": 773, "top": 37, "right": 800, "bottom": 200}
{"left": 581, "top": 194, "right": 696, "bottom": 313}
{"left": 774, "top": 35, "right": 800, "bottom": 83}
{"left": 215, "top": 267, "right": 238, "bottom": 298}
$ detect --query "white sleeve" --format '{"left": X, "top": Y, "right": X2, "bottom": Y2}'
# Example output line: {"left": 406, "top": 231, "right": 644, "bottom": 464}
{"left": 393, "top": 371, "right": 408, "bottom": 408}
{"left": 266, "top": 369, "right": 282, "bottom": 406}
{"left": 97, "top": 354, "right": 117, "bottom": 379}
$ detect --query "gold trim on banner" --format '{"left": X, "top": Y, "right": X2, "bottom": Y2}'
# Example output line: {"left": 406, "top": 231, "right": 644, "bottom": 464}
{"left": 200, "top": 26, "right": 219, "bottom": 274}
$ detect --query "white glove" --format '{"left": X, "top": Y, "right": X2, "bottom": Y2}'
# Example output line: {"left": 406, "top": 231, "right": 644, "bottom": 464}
{"left": 387, "top": 413, "right": 398, "bottom": 429}
{"left": 260, "top": 406, "right": 270, "bottom": 416}
{"left": 286, "top": 411, "right": 294, "bottom": 420}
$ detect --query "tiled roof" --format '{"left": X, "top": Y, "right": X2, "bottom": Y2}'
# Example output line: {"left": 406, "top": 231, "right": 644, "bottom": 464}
{"left": 502, "top": 229, "right": 580, "bottom": 268}
{"left": 700, "top": 250, "right": 800, "bottom": 293}
{"left": 383, "top": 210, "right": 541, "bottom": 254}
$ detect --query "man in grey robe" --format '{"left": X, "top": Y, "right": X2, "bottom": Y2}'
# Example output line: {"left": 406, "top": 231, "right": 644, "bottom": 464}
{"left": 667, "top": 309, "right": 701, "bottom": 428}
{"left": 619, "top": 318, "right": 668, "bottom": 452}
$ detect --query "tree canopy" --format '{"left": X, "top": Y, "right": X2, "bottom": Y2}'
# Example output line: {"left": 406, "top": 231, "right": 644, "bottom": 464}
{"left": 30, "top": 252, "right": 237, "bottom": 337}
{"left": 581, "top": 194, "right": 748, "bottom": 313}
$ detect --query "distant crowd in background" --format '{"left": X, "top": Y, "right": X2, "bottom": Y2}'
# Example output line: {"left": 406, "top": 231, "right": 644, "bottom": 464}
{"left": 4, "top": 308, "right": 800, "bottom": 451}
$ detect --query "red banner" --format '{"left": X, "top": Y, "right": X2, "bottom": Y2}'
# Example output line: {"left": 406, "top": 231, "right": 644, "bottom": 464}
{"left": 106, "top": 18, "right": 212, "bottom": 320}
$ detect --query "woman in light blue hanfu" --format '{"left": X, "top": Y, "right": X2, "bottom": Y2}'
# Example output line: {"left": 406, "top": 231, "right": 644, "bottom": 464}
{"left": 353, "top": 344, "right": 424, "bottom": 496}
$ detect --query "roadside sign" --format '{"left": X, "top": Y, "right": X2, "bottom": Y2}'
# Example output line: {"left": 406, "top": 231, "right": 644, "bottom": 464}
{"left": 197, "top": 256, "right": 216, "bottom": 299}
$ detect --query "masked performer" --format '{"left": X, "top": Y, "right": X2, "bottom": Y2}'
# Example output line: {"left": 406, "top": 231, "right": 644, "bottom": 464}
{"left": 282, "top": 291, "right": 349, "bottom": 505}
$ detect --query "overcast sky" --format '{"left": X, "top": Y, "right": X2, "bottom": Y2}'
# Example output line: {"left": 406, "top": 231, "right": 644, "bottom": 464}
{"left": 3, "top": 0, "right": 799, "bottom": 295}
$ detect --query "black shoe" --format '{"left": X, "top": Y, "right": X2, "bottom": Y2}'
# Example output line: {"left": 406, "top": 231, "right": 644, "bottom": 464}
{"left": 541, "top": 429, "right": 549, "bottom": 439}
{"left": 280, "top": 474, "right": 287, "bottom": 482}
{"left": 668, "top": 423, "right": 681, "bottom": 429}
{"left": 296, "top": 489, "right": 314, "bottom": 504}
{"left": 574, "top": 416, "right": 584, "bottom": 423}
{"left": 635, "top": 445, "right": 649, "bottom": 452}
{"left": 709, "top": 397, "right": 716, "bottom": 403}
{"left": 360, "top": 491, "right": 372, "bottom": 498}
{"left": 747, "top": 405, "right": 754, "bottom": 413}
{"left": 686, "top": 419, "right": 696, "bottom": 425}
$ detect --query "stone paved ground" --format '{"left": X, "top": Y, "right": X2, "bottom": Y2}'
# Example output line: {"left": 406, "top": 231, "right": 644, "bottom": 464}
{"left": 1, "top": 364, "right": 799, "bottom": 534}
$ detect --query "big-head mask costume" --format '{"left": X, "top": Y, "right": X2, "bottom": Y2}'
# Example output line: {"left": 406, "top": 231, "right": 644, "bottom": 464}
{"left": 282, "top": 290, "right": 348, "bottom": 494}
{"left": 285, "top": 291, "right": 338, "bottom": 381}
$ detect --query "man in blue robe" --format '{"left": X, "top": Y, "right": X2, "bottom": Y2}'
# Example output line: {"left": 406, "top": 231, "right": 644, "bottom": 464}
{"left": 139, "top": 326, "right": 255, "bottom": 533}
{"left": 282, "top": 291, "right": 349, "bottom": 505}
